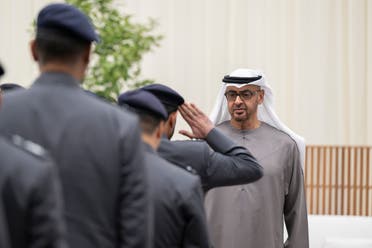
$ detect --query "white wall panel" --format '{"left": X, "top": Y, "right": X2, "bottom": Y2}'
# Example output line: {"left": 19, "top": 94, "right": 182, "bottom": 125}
{"left": 0, "top": 0, "right": 370, "bottom": 145}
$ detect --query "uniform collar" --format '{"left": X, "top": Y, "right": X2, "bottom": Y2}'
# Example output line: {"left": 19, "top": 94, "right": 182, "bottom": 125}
{"left": 33, "top": 71, "right": 81, "bottom": 89}
{"left": 143, "top": 142, "right": 156, "bottom": 154}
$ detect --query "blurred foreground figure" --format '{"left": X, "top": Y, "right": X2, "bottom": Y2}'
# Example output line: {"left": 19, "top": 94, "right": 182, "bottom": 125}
{"left": 0, "top": 134, "right": 66, "bottom": 248}
{"left": 0, "top": 62, "right": 65, "bottom": 248}
{"left": 119, "top": 90, "right": 212, "bottom": 248}
{"left": 0, "top": 3, "right": 149, "bottom": 248}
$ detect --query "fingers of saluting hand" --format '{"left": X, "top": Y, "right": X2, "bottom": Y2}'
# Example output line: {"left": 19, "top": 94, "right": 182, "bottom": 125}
{"left": 179, "top": 130, "right": 196, "bottom": 139}
{"left": 179, "top": 103, "right": 196, "bottom": 123}
{"left": 188, "top": 103, "right": 213, "bottom": 136}
{"left": 178, "top": 105, "right": 189, "bottom": 123}
{"left": 186, "top": 103, "right": 199, "bottom": 117}
{"left": 180, "top": 103, "right": 201, "bottom": 119}
{"left": 180, "top": 103, "right": 212, "bottom": 139}
{"left": 179, "top": 104, "right": 192, "bottom": 117}
{"left": 189, "top": 103, "right": 204, "bottom": 117}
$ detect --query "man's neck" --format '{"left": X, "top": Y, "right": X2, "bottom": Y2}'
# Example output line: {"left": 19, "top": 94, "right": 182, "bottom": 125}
{"left": 40, "top": 63, "right": 82, "bottom": 82}
{"left": 142, "top": 134, "right": 159, "bottom": 150}
{"left": 230, "top": 118, "right": 261, "bottom": 130}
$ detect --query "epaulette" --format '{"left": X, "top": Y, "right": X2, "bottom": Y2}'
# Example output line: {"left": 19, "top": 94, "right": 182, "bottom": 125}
{"left": 183, "top": 165, "right": 198, "bottom": 175}
{"left": 9, "top": 134, "right": 47, "bottom": 158}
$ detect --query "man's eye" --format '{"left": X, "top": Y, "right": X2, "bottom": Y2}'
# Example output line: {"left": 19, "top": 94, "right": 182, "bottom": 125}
{"left": 227, "top": 92, "right": 237, "bottom": 97}
{"left": 242, "top": 92, "right": 252, "bottom": 98}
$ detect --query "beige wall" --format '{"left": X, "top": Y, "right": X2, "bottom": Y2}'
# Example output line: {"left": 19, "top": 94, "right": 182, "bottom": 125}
{"left": 0, "top": 0, "right": 371, "bottom": 145}
{"left": 0, "top": 0, "right": 63, "bottom": 85}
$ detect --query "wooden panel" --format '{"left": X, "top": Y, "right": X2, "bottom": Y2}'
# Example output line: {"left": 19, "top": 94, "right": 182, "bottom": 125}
{"left": 305, "top": 145, "right": 372, "bottom": 216}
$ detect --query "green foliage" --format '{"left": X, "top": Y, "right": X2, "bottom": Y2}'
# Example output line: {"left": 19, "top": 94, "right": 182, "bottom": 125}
{"left": 66, "top": 0, "right": 162, "bottom": 101}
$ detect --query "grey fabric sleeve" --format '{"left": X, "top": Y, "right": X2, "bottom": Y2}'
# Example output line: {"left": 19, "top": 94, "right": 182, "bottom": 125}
{"left": 205, "top": 128, "right": 238, "bottom": 152}
{"left": 283, "top": 145, "right": 309, "bottom": 248}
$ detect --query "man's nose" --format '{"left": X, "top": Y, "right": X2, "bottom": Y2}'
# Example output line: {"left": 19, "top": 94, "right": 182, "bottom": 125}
{"left": 234, "top": 95, "right": 243, "bottom": 104}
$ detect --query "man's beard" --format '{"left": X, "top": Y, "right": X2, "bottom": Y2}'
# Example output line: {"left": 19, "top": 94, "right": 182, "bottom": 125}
{"left": 231, "top": 105, "right": 257, "bottom": 122}
{"left": 233, "top": 114, "right": 248, "bottom": 122}
{"left": 232, "top": 108, "right": 249, "bottom": 122}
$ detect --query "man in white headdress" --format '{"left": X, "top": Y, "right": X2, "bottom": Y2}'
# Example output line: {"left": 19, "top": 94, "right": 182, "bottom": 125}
{"left": 205, "top": 68, "right": 309, "bottom": 248}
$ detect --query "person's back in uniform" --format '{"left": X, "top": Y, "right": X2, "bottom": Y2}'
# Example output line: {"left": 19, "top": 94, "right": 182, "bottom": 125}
{"left": 119, "top": 90, "right": 211, "bottom": 248}
{"left": 0, "top": 4, "right": 149, "bottom": 248}
{"left": 145, "top": 151, "right": 209, "bottom": 247}
{"left": 0, "top": 134, "right": 65, "bottom": 248}
{"left": 0, "top": 48, "right": 64, "bottom": 248}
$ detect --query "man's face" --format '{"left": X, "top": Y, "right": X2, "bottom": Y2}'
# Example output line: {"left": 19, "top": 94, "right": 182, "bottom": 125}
{"left": 225, "top": 84, "right": 264, "bottom": 123}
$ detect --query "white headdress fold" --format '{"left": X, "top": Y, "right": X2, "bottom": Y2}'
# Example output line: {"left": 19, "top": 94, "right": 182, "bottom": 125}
{"left": 209, "top": 68, "right": 305, "bottom": 167}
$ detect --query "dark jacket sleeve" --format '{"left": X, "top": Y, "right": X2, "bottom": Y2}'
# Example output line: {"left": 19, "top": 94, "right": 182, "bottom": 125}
{"left": 181, "top": 178, "right": 211, "bottom": 248}
{"left": 283, "top": 144, "right": 309, "bottom": 248}
{"left": 202, "top": 128, "right": 263, "bottom": 191}
{"left": 119, "top": 119, "right": 150, "bottom": 248}
{"left": 29, "top": 158, "right": 67, "bottom": 248}
{"left": 0, "top": 204, "right": 11, "bottom": 248}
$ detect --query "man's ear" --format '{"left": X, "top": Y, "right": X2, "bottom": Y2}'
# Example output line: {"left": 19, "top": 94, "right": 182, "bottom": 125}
{"left": 156, "top": 121, "right": 165, "bottom": 139}
{"left": 257, "top": 90, "right": 265, "bottom": 104}
{"left": 30, "top": 40, "right": 38, "bottom": 62}
{"left": 152, "top": 121, "right": 165, "bottom": 149}
{"left": 169, "top": 111, "right": 177, "bottom": 129}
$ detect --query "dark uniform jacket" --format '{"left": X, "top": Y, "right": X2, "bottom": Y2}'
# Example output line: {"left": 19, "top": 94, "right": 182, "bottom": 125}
{"left": 0, "top": 72, "right": 148, "bottom": 248}
{"left": 0, "top": 134, "right": 65, "bottom": 248}
{"left": 144, "top": 144, "right": 211, "bottom": 248}
{"left": 158, "top": 128, "right": 263, "bottom": 191}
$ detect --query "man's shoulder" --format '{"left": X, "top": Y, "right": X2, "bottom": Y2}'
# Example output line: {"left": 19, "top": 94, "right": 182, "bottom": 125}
{"left": 83, "top": 93, "right": 138, "bottom": 122}
{"left": 1, "top": 87, "right": 31, "bottom": 107}
{"left": 255, "top": 123, "right": 300, "bottom": 161}
{"left": 216, "top": 120, "right": 231, "bottom": 130}
{"left": 260, "top": 122, "right": 297, "bottom": 147}
{"left": 166, "top": 139, "right": 207, "bottom": 153}
{"left": 52, "top": 83, "right": 139, "bottom": 128}
{"left": 158, "top": 138, "right": 203, "bottom": 172}
{"left": 145, "top": 151, "right": 200, "bottom": 191}
{"left": 1, "top": 134, "right": 48, "bottom": 159}
{"left": 2, "top": 79, "right": 136, "bottom": 124}
{"left": 0, "top": 134, "right": 53, "bottom": 177}
{"left": 216, "top": 120, "right": 294, "bottom": 143}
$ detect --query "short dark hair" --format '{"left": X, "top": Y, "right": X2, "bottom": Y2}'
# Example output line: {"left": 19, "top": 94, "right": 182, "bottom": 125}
{"left": 35, "top": 28, "right": 90, "bottom": 64}
{"left": 123, "top": 106, "right": 162, "bottom": 135}
{"left": 138, "top": 112, "right": 162, "bottom": 135}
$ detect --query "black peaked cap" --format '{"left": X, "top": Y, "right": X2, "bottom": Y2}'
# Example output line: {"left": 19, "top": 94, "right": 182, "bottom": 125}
{"left": 141, "top": 84, "right": 184, "bottom": 109}
{"left": 118, "top": 89, "right": 168, "bottom": 120}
